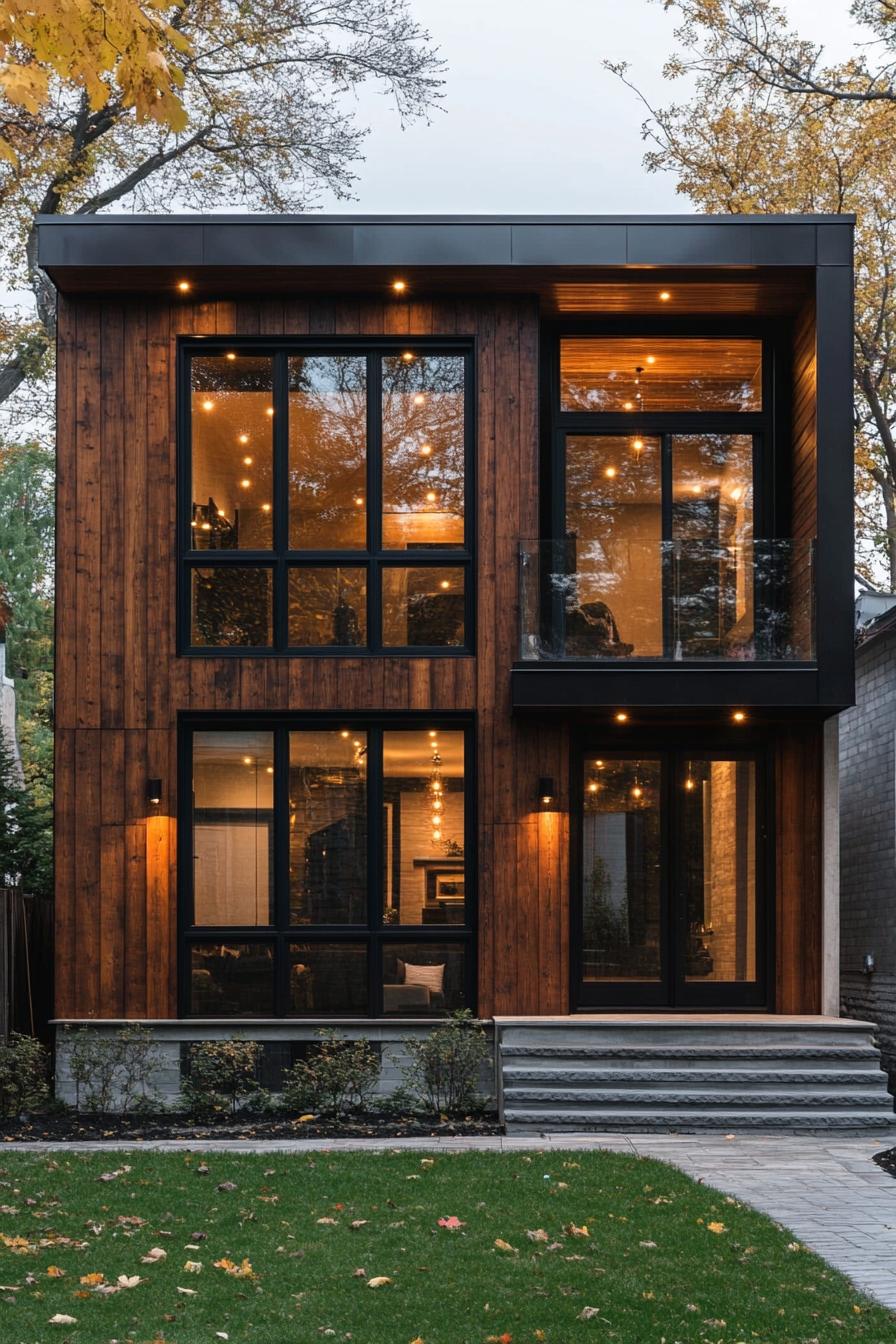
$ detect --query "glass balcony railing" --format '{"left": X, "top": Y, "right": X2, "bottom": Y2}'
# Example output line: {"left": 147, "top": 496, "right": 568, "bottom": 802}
{"left": 519, "top": 537, "right": 815, "bottom": 663}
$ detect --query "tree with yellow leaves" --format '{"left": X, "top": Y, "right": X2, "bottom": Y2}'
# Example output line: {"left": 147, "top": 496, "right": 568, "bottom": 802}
{"left": 611, "top": 0, "right": 896, "bottom": 584}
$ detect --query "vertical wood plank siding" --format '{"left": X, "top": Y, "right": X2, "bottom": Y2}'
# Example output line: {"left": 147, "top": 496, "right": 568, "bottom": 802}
{"left": 54, "top": 294, "right": 821, "bottom": 1020}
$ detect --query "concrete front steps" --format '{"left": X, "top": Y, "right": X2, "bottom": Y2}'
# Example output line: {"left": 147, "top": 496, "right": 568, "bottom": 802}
{"left": 495, "top": 1015, "right": 896, "bottom": 1134}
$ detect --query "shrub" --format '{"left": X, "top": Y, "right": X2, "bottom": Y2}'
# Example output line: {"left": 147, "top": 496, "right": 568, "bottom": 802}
{"left": 181, "top": 1039, "right": 265, "bottom": 1117}
{"left": 281, "top": 1030, "right": 380, "bottom": 1118}
{"left": 399, "top": 1010, "right": 490, "bottom": 1114}
{"left": 65, "top": 1024, "right": 164, "bottom": 1113}
{"left": 0, "top": 1032, "right": 49, "bottom": 1116}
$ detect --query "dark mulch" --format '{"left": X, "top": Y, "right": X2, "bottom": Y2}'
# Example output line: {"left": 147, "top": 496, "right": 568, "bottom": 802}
{"left": 873, "top": 1145, "right": 896, "bottom": 1178}
{"left": 0, "top": 1109, "right": 501, "bottom": 1143}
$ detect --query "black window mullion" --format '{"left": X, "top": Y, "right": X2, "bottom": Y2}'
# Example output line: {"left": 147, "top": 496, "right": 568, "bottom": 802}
{"left": 661, "top": 433, "right": 674, "bottom": 659}
{"left": 369, "top": 352, "right": 383, "bottom": 647}
{"left": 273, "top": 352, "right": 289, "bottom": 651}
{"left": 367, "top": 726, "right": 384, "bottom": 1016}
{"left": 274, "top": 725, "right": 291, "bottom": 1012}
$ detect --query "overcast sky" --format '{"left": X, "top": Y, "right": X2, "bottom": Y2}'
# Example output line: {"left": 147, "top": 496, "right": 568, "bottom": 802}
{"left": 313, "top": 0, "right": 868, "bottom": 215}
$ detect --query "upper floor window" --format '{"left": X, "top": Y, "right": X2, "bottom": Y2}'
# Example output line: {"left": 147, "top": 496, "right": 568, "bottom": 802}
{"left": 181, "top": 343, "right": 472, "bottom": 654}
{"left": 559, "top": 337, "right": 763, "bottom": 414}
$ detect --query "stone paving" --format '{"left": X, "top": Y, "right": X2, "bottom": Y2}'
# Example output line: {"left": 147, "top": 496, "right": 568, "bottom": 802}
{"left": 9, "top": 1132, "right": 896, "bottom": 1311}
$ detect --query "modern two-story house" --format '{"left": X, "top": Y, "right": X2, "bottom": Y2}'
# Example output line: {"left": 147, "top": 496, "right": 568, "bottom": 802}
{"left": 40, "top": 212, "right": 896, "bottom": 1128}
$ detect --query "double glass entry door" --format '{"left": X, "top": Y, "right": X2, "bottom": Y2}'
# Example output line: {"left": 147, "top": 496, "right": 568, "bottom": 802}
{"left": 575, "top": 751, "right": 767, "bottom": 1008}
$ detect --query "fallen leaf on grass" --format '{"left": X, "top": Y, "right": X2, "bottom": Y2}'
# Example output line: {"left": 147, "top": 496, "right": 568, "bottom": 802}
{"left": 494, "top": 1239, "right": 518, "bottom": 1253}
{"left": 565, "top": 1224, "right": 589, "bottom": 1238}
{"left": 706, "top": 1222, "right": 726, "bottom": 1235}
{"left": 350, "top": 1220, "right": 368, "bottom": 1230}
{"left": 366, "top": 1276, "right": 392, "bottom": 1288}
{"left": 116, "top": 1275, "right": 142, "bottom": 1289}
{"left": 213, "top": 1257, "right": 255, "bottom": 1279}
{"left": 177, "top": 1286, "right": 198, "bottom": 1296}
{"left": 317, "top": 1217, "right": 339, "bottom": 1226}
{"left": 217, "top": 1181, "right": 237, "bottom": 1193}
{"left": 48, "top": 1315, "right": 78, "bottom": 1326}
{"left": 183, "top": 1260, "right": 203, "bottom": 1273}
{"left": 79, "top": 1272, "right": 105, "bottom": 1286}
{"left": 45, "top": 1265, "right": 65, "bottom": 1278}
{"left": 578, "top": 1306, "right": 605, "bottom": 1321}
{"left": 437, "top": 1216, "right": 465, "bottom": 1230}
{"left": 526, "top": 1228, "right": 548, "bottom": 1243}
{"left": 787, "top": 1242, "right": 801, "bottom": 1252}
{"left": 352, "top": 1268, "right": 366, "bottom": 1278}
{"left": 97, "top": 1165, "right": 131, "bottom": 1182}
{"left": 639, "top": 1240, "right": 657, "bottom": 1249}
{"left": 141, "top": 1247, "right": 167, "bottom": 1263}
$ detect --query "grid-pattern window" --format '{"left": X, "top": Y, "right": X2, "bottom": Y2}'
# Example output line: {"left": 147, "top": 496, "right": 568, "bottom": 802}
{"left": 181, "top": 343, "right": 473, "bottom": 654}
{"left": 182, "top": 719, "right": 475, "bottom": 1018}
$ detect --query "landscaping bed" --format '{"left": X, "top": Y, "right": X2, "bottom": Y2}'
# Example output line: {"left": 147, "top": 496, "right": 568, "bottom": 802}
{"left": 0, "top": 1148, "right": 891, "bottom": 1344}
{"left": 0, "top": 1109, "right": 501, "bottom": 1143}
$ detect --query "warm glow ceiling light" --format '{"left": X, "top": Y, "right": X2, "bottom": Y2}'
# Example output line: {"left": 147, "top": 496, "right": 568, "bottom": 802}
{"left": 239, "top": 434, "right": 249, "bottom": 444}
{"left": 614, "top": 711, "right": 629, "bottom": 723}
{"left": 201, "top": 399, "right": 214, "bottom": 411}
{"left": 243, "top": 455, "right": 253, "bottom": 465}
{"left": 425, "top": 490, "right": 437, "bottom": 503}
{"left": 632, "top": 438, "right": 644, "bottom": 452}
{"left": 240, "top": 478, "right": 251, "bottom": 489}
{"left": 226, "top": 352, "right": 237, "bottom": 361}
{"left": 177, "top": 280, "right": 191, "bottom": 293}
{"left": 419, "top": 444, "right": 432, "bottom": 457}
{"left": 730, "top": 486, "right": 743, "bottom": 502}
{"left": 733, "top": 710, "right": 747, "bottom": 723}
{"left": 685, "top": 776, "right": 696, "bottom": 792}
{"left": 401, "top": 351, "right": 416, "bottom": 362}
{"left": 659, "top": 290, "right": 671, "bottom": 301}
{"left": 261, "top": 503, "right": 271, "bottom": 513}
{"left": 243, "top": 756, "right": 253, "bottom": 765}
{"left": 631, "top": 784, "right": 643, "bottom": 799}
{"left": 439, "top": 579, "right": 450, "bottom": 589}
{"left": 623, "top": 401, "right": 634, "bottom": 410}
{"left": 266, "top": 406, "right": 274, "bottom": 417}
{"left": 646, "top": 354, "right": 656, "bottom": 364}
{"left": 604, "top": 466, "right": 618, "bottom": 478}
{"left": 392, "top": 279, "right": 408, "bottom": 293}
{"left": 200, "top": 521, "right": 211, "bottom": 531}
{"left": 354, "top": 495, "right": 364, "bottom": 507}
{"left": 587, "top": 780, "right": 599, "bottom": 794}
{"left": 413, "top": 393, "right": 425, "bottom": 406}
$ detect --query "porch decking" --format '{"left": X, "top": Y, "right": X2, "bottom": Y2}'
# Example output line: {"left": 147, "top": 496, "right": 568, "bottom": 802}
{"left": 494, "top": 1015, "right": 896, "bottom": 1133}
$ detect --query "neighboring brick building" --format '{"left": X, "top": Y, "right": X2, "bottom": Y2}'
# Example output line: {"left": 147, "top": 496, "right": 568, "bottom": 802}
{"left": 840, "top": 602, "right": 896, "bottom": 1081}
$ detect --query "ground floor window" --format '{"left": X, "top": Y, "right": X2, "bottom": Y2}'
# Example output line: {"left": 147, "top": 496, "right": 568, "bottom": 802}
{"left": 180, "top": 717, "right": 475, "bottom": 1017}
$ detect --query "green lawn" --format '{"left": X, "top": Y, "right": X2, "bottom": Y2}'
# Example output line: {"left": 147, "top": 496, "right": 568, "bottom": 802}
{"left": 0, "top": 1149, "right": 891, "bottom": 1344}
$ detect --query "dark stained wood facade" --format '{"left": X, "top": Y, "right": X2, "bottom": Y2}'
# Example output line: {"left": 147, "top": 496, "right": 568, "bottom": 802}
{"left": 53, "top": 256, "right": 840, "bottom": 1022}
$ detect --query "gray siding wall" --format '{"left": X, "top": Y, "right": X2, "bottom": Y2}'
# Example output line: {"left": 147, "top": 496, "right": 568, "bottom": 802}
{"left": 840, "top": 629, "right": 896, "bottom": 1078}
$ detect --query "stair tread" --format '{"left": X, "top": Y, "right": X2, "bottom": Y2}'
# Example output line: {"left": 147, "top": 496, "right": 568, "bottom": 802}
{"left": 503, "top": 1089, "right": 893, "bottom": 1106}
{"left": 503, "top": 1068, "right": 887, "bottom": 1083}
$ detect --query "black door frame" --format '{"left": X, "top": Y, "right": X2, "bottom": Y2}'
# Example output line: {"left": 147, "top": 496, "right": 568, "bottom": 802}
{"left": 569, "top": 737, "right": 774, "bottom": 1011}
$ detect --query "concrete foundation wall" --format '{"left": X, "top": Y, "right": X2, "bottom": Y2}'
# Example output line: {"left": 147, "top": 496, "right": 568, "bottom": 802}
{"left": 53, "top": 1020, "right": 496, "bottom": 1111}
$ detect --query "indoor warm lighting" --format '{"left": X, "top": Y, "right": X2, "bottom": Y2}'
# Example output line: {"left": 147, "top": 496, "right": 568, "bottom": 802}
{"left": 401, "top": 351, "right": 416, "bottom": 362}
{"left": 353, "top": 738, "right": 362, "bottom": 748}
{"left": 240, "top": 478, "right": 251, "bottom": 489}
{"left": 646, "top": 355, "right": 656, "bottom": 364}
{"left": 595, "top": 759, "right": 604, "bottom": 767}
{"left": 439, "top": 579, "right": 450, "bottom": 589}
{"left": 733, "top": 710, "right": 747, "bottom": 723}
{"left": 428, "top": 730, "right": 438, "bottom": 738}
{"left": 632, "top": 438, "right": 644, "bottom": 452}
{"left": 200, "top": 521, "right": 211, "bottom": 531}
{"left": 685, "top": 776, "right": 696, "bottom": 791}
{"left": 226, "top": 352, "right": 237, "bottom": 361}
{"left": 239, "top": 434, "right": 249, "bottom": 445}
{"left": 243, "top": 455, "right": 253, "bottom": 466}
{"left": 623, "top": 401, "right": 634, "bottom": 410}
{"left": 201, "top": 399, "right": 214, "bottom": 412}
{"left": 217, "top": 509, "right": 226, "bottom": 518}
{"left": 146, "top": 778, "right": 162, "bottom": 805}
{"left": 432, "top": 798, "right": 443, "bottom": 812}
{"left": 341, "top": 729, "right": 350, "bottom": 738}
{"left": 659, "top": 290, "right": 671, "bottom": 301}
{"left": 614, "top": 711, "right": 629, "bottom": 723}
{"left": 261, "top": 503, "right": 271, "bottom": 513}
{"left": 690, "top": 483, "right": 702, "bottom": 495}
{"left": 730, "top": 486, "right": 743, "bottom": 502}
{"left": 631, "top": 784, "right": 643, "bottom": 799}
{"left": 177, "top": 280, "right": 191, "bottom": 293}
{"left": 537, "top": 776, "right": 556, "bottom": 809}
{"left": 266, "top": 406, "right": 274, "bottom": 417}
{"left": 190, "top": 520, "right": 197, "bottom": 527}
{"left": 266, "top": 766, "right": 274, "bottom": 774}
{"left": 242, "top": 756, "right": 253, "bottom": 765}
{"left": 419, "top": 443, "right": 433, "bottom": 457}
{"left": 604, "top": 466, "right": 618, "bottom": 479}
{"left": 392, "top": 279, "right": 407, "bottom": 293}
{"left": 413, "top": 393, "right": 425, "bottom": 406}
{"left": 587, "top": 780, "right": 599, "bottom": 794}
{"left": 425, "top": 489, "right": 438, "bottom": 503}
{"left": 354, "top": 495, "right": 364, "bottom": 507}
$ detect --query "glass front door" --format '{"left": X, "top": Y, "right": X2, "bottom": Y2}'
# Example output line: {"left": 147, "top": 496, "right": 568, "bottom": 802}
{"left": 575, "top": 750, "right": 767, "bottom": 1008}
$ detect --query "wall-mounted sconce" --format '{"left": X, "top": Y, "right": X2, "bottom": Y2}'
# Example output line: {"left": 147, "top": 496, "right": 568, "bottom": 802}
{"left": 147, "top": 778, "right": 162, "bottom": 806}
{"left": 863, "top": 952, "right": 876, "bottom": 975}
{"left": 537, "top": 776, "right": 556, "bottom": 811}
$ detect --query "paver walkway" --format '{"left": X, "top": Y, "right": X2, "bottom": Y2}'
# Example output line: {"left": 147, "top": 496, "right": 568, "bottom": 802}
{"left": 10, "top": 1132, "right": 896, "bottom": 1310}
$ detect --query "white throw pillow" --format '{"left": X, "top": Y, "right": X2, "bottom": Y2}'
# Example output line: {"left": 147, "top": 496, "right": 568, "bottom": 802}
{"left": 400, "top": 960, "right": 445, "bottom": 995}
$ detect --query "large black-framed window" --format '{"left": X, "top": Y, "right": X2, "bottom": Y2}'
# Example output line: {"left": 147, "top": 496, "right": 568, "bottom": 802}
{"left": 539, "top": 321, "right": 812, "bottom": 664}
{"left": 178, "top": 340, "right": 475, "bottom": 656}
{"left": 179, "top": 714, "right": 476, "bottom": 1018}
